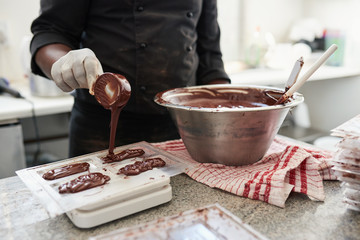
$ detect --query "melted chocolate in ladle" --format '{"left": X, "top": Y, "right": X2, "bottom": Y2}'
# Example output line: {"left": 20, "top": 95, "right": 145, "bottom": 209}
{"left": 92, "top": 73, "right": 131, "bottom": 158}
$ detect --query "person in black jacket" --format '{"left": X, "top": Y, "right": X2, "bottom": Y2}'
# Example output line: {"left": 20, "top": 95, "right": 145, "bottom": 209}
{"left": 30, "top": 0, "right": 230, "bottom": 157}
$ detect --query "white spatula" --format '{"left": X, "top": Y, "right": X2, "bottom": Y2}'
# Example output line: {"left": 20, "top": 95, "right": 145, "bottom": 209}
{"left": 276, "top": 44, "right": 338, "bottom": 104}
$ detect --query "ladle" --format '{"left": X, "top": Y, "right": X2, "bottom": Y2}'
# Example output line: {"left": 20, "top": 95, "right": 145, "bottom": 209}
{"left": 275, "top": 44, "right": 338, "bottom": 105}
{"left": 92, "top": 73, "right": 131, "bottom": 155}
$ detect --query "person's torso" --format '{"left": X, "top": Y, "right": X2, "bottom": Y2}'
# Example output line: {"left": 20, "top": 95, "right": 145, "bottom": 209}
{"left": 78, "top": 0, "right": 203, "bottom": 114}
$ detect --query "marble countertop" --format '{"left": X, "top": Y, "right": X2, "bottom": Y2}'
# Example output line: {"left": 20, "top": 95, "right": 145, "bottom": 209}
{"left": 1, "top": 174, "right": 359, "bottom": 240}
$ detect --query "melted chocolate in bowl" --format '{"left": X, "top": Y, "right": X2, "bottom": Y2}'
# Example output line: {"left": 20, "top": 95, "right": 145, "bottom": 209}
{"left": 156, "top": 87, "right": 283, "bottom": 109}
{"left": 93, "top": 73, "right": 131, "bottom": 158}
{"left": 154, "top": 85, "right": 304, "bottom": 166}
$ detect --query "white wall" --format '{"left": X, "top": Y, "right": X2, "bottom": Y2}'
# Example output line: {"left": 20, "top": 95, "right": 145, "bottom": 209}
{"left": 303, "top": 0, "right": 360, "bottom": 68}
{"left": 217, "top": 0, "right": 304, "bottom": 63}
{"left": 217, "top": 0, "right": 243, "bottom": 62}
{"left": 219, "top": 0, "right": 360, "bottom": 68}
{"left": 0, "top": 0, "right": 40, "bottom": 83}
{"left": 242, "top": 0, "right": 304, "bottom": 44}
{"left": 300, "top": 76, "right": 360, "bottom": 132}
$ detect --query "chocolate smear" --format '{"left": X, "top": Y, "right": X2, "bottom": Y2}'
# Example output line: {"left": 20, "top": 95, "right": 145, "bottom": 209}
{"left": 42, "top": 162, "right": 90, "bottom": 180}
{"left": 58, "top": 172, "right": 110, "bottom": 194}
{"left": 102, "top": 148, "right": 145, "bottom": 163}
{"left": 117, "top": 157, "right": 166, "bottom": 176}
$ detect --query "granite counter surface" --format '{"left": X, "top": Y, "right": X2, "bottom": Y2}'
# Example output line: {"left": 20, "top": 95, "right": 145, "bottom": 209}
{"left": 1, "top": 174, "right": 359, "bottom": 240}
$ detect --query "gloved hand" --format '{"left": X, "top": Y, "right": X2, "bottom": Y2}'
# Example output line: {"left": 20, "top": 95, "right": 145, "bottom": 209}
{"left": 51, "top": 48, "right": 103, "bottom": 93}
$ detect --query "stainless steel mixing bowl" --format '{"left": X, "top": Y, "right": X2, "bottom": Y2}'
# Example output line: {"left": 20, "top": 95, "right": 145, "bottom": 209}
{"left": 154, "top": 84, "right": 304, "bottom": 166}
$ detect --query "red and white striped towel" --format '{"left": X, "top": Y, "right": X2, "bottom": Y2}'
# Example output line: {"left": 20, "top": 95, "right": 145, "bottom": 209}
{"left": 153, "top": 136, "right": 336, "bottom": 208}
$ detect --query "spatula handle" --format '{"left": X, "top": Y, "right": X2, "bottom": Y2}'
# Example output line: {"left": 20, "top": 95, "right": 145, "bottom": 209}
{"left": 277, "top": 44, "right": 338, "bottom": 104}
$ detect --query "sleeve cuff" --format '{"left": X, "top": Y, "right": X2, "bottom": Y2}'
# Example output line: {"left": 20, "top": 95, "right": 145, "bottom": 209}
{"left": 30, "top": 32, "right": 77, "bottom": 77}
{"left": 197, "top": 69, "right": 231, "bottom": 85}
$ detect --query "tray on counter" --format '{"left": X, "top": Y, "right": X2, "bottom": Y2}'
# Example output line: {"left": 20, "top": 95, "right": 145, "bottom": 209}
{"left": 16, "top": 141, "right": 188, "bottom": 217}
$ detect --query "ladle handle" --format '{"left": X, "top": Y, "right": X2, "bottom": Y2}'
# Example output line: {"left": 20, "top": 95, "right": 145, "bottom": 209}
{"left": 277, "top": 44, "right": 338, "bottom": 104}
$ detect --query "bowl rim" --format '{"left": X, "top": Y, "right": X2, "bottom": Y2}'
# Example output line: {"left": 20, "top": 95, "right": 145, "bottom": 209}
{"left": 154, "top": 84, "right": 304, "bottom": 112}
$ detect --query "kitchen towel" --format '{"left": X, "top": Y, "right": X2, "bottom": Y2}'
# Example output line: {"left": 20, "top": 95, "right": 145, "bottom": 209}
{"left": 152, "top": 135, "right": 336, "bottom": 208}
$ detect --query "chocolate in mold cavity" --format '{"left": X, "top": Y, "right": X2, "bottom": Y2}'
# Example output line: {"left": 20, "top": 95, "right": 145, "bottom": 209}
{"left": 42, "top": 162, "right": 90, "bottom": 180}
{"left": 156, "top": 87, "right": 282, "bottom": 108}
{"left": 102, "top": 148, "right": 145, "bottom": 163}
{"left": 117, "top": 157, "right": 166, "bottom": 176}
{"left": 92, "top": 73, "right": 131, "bottom": 157}
{"left": 58, "top": 172, "right": 110, "bottom": 194}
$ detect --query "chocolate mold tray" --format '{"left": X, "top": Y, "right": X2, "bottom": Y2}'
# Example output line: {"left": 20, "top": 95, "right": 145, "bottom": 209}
{"left": 89, "top": 204, "right": 269, "bottom": 240}
{"left": 16, "top": 141, "right": 188, "bottom": 218}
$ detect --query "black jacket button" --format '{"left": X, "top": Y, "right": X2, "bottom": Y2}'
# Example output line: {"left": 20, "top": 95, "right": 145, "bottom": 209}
{"left": 140, "top": 43, "right": 147, "bottom": 48}
{"left": 137, "top": 6, "right": 144, "bottom": 11}
{"left": 187, "top": 12, "right": 193, "bottom": 18}
{"left": 140, "top": 85, "right": 147, "bottom": 92}
{"left": 186, "top": 46, "right": 193, "bottom": 52}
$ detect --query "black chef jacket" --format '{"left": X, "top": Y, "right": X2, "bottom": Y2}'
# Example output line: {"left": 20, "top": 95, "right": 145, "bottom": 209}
{"left": 30, "top": 0, "right": 230, "bottom": 115}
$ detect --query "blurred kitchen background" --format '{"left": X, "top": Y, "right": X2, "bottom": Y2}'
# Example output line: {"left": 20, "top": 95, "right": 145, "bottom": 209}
{"left": 0, "top": 0, "right": 360, "bottom": 177}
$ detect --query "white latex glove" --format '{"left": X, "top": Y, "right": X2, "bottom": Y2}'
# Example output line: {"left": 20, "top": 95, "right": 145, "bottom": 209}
{"left": 51, "top": 48, "right": 103, "bottom": 93}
